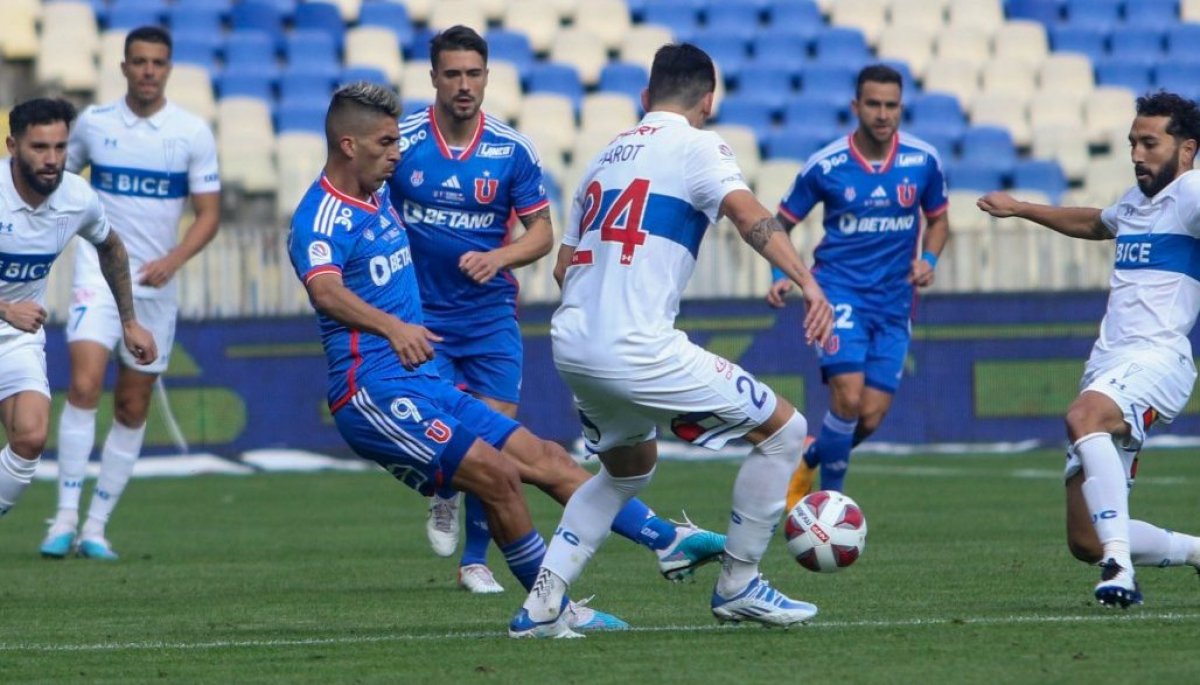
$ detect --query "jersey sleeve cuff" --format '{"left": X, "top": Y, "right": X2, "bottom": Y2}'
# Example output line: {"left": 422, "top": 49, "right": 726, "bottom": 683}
{"left": 304, "top": 265, "right": 342, "bottom": 283}
{"left": 515, "top": 199, "right": 551, "bottom": 216}
{"left": 777, "top": 205, "right": 801, "bottom": 224}
{"left": 923, "top": 202, "right": 949, "bottom": 219}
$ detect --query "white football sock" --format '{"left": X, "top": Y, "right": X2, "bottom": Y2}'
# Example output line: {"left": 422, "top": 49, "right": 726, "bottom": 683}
{"left": 55, "top": 402, "right": 97, "bottom": 520}
{"left": 1076, "top": 432, "right": 1131, "bottom": 569}
{"left": 0, "top": 444, "right": 39, "bottom": 517}
{"left": 1129, "top": 520, "right": 1200, "bottom": 567}
{"left": 720, "top": 411, "right": 806, "bottom": 597}
{"left": 522, "top": 568, "right": 570, "bottom": 622}
{"left": 539, "top": 465, "right": 654, "bottom": 589}
{"left": 83, "top": 421, "right": 145, "bottom": 539}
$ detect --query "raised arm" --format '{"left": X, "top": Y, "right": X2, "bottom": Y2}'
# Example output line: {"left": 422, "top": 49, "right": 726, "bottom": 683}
{"left": 721, "top": 188, "right": 833, "bottom": 346}
{"left": 305, "top": 272, "right": 441, "bottom": 370}
{"left": 977, "top": 191, "right": 1111, "bottom": 240}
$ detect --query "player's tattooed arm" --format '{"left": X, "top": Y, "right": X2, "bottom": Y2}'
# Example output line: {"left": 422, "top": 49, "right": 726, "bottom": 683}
{"left": 95, "top": 231, "right": 137, "bottom": 323}
{"left": 745, "top": 215, "right": 785, "bottom": 254}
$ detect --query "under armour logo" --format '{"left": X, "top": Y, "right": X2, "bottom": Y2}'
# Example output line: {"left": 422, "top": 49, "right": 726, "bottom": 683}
{"left": 1109, "top": 378, "right": 1126, "bottom": 391}
{"left": 104, "top": 138, "right": 118, "bottom": 148}
{"left": 0, "top": 223, "right": 13, "bottom": 234}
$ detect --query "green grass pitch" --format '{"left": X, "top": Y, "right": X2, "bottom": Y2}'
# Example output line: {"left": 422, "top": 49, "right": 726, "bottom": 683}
{"left": 2, "top": 450, "right": 1200, "bottom": 683}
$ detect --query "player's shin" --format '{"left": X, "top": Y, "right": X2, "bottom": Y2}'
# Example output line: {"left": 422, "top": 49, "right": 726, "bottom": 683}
{"left": 815, "top": 411, "right": 857, "bottom": 493}
{"left": 53, "top": 403, "right": 98, "bottom": 529}
{"left": 0, "top": 444, "right": 39, "bottom": 517}
{"left": 610, "top": 496, "right": 677, "bottom": 551}
{"left": 82, "top": 421, "right": 145, "bottom": 540}
{"left": 460, "top": 493, "right": 492, "bottom": 567}
{"left": 1077, "top": 432, "right": 1132, "bottom": 569}
{"left": 721, "top": 412, "right": 806, "bottom": 596}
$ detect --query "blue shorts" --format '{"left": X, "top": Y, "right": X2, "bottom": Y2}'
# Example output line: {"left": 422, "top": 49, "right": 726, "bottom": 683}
{"left": 429, "top": 316, "right": 523, "bottom": 404}
{"left": 816, "top": 292, "right": 910, "bottom": 394}
{"left": 333, "top": 374, "right": 520, "bottom": 496}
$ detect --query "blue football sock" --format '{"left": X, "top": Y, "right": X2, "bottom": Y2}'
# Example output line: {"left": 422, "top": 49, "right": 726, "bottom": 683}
{"left": 610, "top": 498, "right": 677, "bottom": 551}
{"left": 500, "top": 530, "right": 547, "bottom": 592}
{"left": 459, "top": 493, "right": 491, "bottom": 567}
{"left": 815, "top": 410, "right": 858, "bottom": 492}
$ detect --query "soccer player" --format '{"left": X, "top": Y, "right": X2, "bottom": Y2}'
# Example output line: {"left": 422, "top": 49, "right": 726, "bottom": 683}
{"left": 40, "top": 26, "right": 221, "bottom": 560}
{"left": 765, "top": 64, "right": 949, "bottom": 506}
{"left": 290, "top": 82, "right": 721, "bottom": 633}
{"left": 0, "top": 98, "right": 156, "bottom": 520}
{"left": 390, "top": 26, "right": 720, "bottom": 595}
{"left": 978, "top": 91, "right": 1200, "bottom": 608}
{"left": 387, "top": 25, "right": 553, "bottom": 594}
{"left": 512, "top": 44, "right": 835, "bottom": 638}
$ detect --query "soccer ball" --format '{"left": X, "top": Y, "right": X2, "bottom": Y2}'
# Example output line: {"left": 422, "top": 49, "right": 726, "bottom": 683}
{"left": 784, "top": 490, "right": 867, "bottom": 573}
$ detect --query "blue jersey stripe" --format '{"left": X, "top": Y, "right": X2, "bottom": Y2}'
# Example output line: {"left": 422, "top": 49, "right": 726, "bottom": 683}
{"left": 90, "top": 164, "right": 189, "bottom": 199}
{"left": 583, "top": 191, "right": 709, "bottom": 258}
{"left": 1114, "top": 233, "right": 1200, "bottom": 280}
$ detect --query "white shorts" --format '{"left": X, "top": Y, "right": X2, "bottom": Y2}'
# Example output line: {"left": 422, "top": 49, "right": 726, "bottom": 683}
{"left": 0, "top": 334, "right": 49, "bottom": 401}
{"left": 557, "top": 342, "right": 778, "bottom": 453}
{"left": 65, "top": 287, "right": 176, "bottom": 374}
{"left": 1081, "top": 347, "right": 1196, "bottom": 449}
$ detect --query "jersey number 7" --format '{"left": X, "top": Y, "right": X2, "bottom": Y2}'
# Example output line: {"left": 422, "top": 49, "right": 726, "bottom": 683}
{"left": 580, "top": 178, "right": 650, "bottom": 265}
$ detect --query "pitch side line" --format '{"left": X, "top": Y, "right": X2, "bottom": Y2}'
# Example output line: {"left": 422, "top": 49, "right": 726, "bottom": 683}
{"left": 4, "top": 612, "right": 1200, "bottom": 653}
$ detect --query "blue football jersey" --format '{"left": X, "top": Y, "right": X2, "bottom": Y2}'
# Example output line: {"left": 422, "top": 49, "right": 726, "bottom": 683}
{"left": 388, "top": 107, "right": 549, "bottom": 327}
{"left": 288, "top": 175, "right": 436, "bottom": 412}
{"left": 780, "top": 132, "right": 948, "bottom": 315}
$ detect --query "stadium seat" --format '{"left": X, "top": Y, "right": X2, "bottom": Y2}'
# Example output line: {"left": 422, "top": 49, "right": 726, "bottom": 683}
{"left": 979, "top": 60, "right": 1037, "bottom": 100}
{"left": 738, "top": 71, "right": 796, "bottom": 110}
{"left": 750, "top": 32, "right": 813, "bottom": 79}
{"left": 1065, "top": 0, "right": 1121, "bottom": 27}
{"left": 969, "top": 93, "right": 1030, "bottom": 147}
{"left": 580, "top": 92, "right": 639, "bottom": 136}
{"left": 800, "top": 63, "right": 858, "bottom": 103}
{"left": 599, "top": 62, "right": 650, "bottom": 102}
{"left": 1012, "top": 159, "right": 1067, "bottom": 203}
{"left": 216, "top": 72, "right": 274, "bottom": 101}
{"left": 526, "top": 63, "right": 585, "bottom": 111}
{"left": 1083, "top": 86, "right": 1137, "bottom": 144}
{"left": 945, "top": 160, "right": 1006, "bottom": 193}
{"left": 812, "top": 27, "right": 872, "bottom": 64}
{"left": 934, "top": 27, "right": 993, "bottom": 68}
{"left": 754, "top": 159, "right": 803, "bottom": 210}
{"left": 1036, "top": 53, "right": 1095, "bottom": 98}
{"left": 1154, "top": 62, "right": 1200, "bottom": 102}
{"left": 482, "top": 61, "right": 523, "bottom": 122}
{"left": 907, "top": 92, "right": 967, "bottom": 134}
{"left": 358, "top": 0, "right": 414, "bottom": 47}
{"left": 165, "top": 63, "right": 216, "bottom": 123}
{"left": 1083, "top": 154, "right": 1133, "bottom": 199}
{"left": 279, "top": 67, "right": 336, "bottom": 102}
{"left": 230, "top": 1, "right": 285, "bottom": 45}
{"left": 517, "top": 93, "right": 578, "bottom": 154}
{"left": 276, "top": 100, "right": 329, "bottom": 134}
{"left": 1108, "top": 31, "right": 1166, "bottom": 58}
{"left": 571, "top": 128, "right": 619, "bottom": 170}
{"left": 1048, "top": 25, "right": 1108, "bottom": 63}
{"left": 960, "top": 125, "right": 1017, "bottom": 166}
{"left": 619, "top": 24, "right": 676, "bottom": 70}
{"left": 763, "top": 127, "right": 835, "bottom": 162}
{"left": 922, "top": 59, "right": 980, "bottom": 105}
{"left": 294, "top": 1, "right": 346, "bottom": 51}
{"left": 991, "top": 20, "right": 1049, "bottom": 68}
{"left": 945, "top": 0, "right": 1003, "bottom": 30}
{"left": 1028, "top": 93, "right": 1084, "bottom": 131}
{"left": 765, "top": 0, "right": 824, "bottom": 32}
{"left": 1093, "top": 58, "right": 1155, "bottom": 95}
{"left": 887, "top": 0, "right": 948, "bottom": 30}
{"left": 706, "top": 3, "right": 764, "bottom": 35}
{"left": 398, "top": 65, "right": 435, "bottom": 105}
{"left": 173, "top": 32, "right": 222, "bottom": 72}
{"left": 828, "top": 0, "right": 888, "bottom": 45}
{"left": 642, "top": 0, "right": 702, "bottom": 40}
{"left": 1165, "top": 23, "right": 1200, "bottom": 58}
{"left": 573, "top": 0, "right": 633, "bottom": 50}
{"left": 692, "top": 32, "right": 751, "bottom": 84}
{"left": 339, "top": 65, "right": 391, "bottom": 88}
{"left": 224, "top": 31, "right": 277, "bottom": 72}
{"left": 876, "top": 25, "right": 935, "bottom": 79}
{"left": 276, "top": 131, "right": 327, "bottom": 219}
{"left": 428, "top": 0, "right": 487, "bottom": 32}
{"left": 344, "top": 27, "right": 404, "bottom": 87}
{"left": 1005, "top": 0, "right": 1063, "bottom": 25}
{"left": 399, "top": 0, "right": 433, "bottom": 23}
{"left": 1031, "top": 124, "right": 1089, "bottom": 182}
{"left": 486, "top": 29, "right": 536, "bottom": 79}
{"left": 907, "top": 124, "right": 959, "bottom": 159}
{"left": 105, "top": 4, "right": 163, "bottom": 31}
{"left": 0, "top": 0, "right": 38, "bottom": 59}
{"left": 783, "top": 95, "right": 848, "bottom": 132}
{"left": 283, "top": 30, "right": 339, "bottom": 72}
{"left": 326, "top": 0, "right": 363, "bottom": 22}
{"left": 549, "top": 28, "right": 609, "bottom": 86}
{"left": 716, "top": 97, "right": 776, "bottom": 130}
{"left": 709, "top": 124, "right": 762, "bottom": 180}
{"left": 502, "top": 0, "right": 562, "bottom": 52}
{"left": 98, "top": 29, "right": 128, "bottom": 75}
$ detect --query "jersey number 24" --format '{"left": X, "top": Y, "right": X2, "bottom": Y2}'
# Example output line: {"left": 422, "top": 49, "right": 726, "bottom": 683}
{"left": 579, "top": 178, "right": 650, "bottom": 265}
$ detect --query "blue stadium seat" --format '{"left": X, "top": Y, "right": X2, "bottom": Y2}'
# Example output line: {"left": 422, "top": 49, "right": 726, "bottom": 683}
{"left": 782, "top": 96, "right": 844, "bottom": 131}
{"left": 945, "top": 161, "right": 1006, "bottom": 193}
{"left": 906, "top": 124, "right": 959, "bottom": 160}
{"left": 800, "top": 64, "right": 858, "bottom": 102}
{"left": 643, "top": 0, "right": 703, "bottom": 40}
{"left": 340, "top": 66, "right": 392, "bottom": 88}
{"left": 216, "top": 72, "right": 275, "bottom": 101}
{"left": 358, "top": 1, "right": 414, "bottom": 47}
{"left": 173, "top": 32, "right": 222, "bottom": 72}
{"left": 1012, "top": 159, "right": 1067, "bottom": 202}
{"left": 1065, "top": 0, "right": 1121, "bottom": 28}
{"left": 1094, "top": 58, "right": 1155, "bottom": 94}
{"left": 764, "top": 127, "right": 837, "bottom": 162}
{"left": 1126, "top": 0, "right": 1179, "bottom": 27}
{"left": 907, "top": 93, "right": 967, "bottom": 134}
{"left": 486, "top": 29, "right": 536, "bottom": 79}
{"left": 106, "top": 5, "right": 164, "bottom": 31}
{"left": 1005, "top": 0, "right": 1063, "bottom": 24}
{"left": 294, "top": 2, "right": 346, "bottom": 51}
{"left": 812, "top": 27, "right": 871, "bottom": 65}
{"left": 737, "top": 71, "right": 796, "bottom": 110}
{"left": 1108, "top": 31, "right": 1165, "bottom": 57}
{"left": 1049, "top": 25, "right": 1108, "bottom": 62}
{"left": 168, "top": 4, "right": 225, "bottom": 34}
{"left": 960, "top": 126, "right": 1017, "bottom": 167}
{"left": 405, "top": 27, "right": 437, "bottom": 62}
{"left": 716, "top": 96, "right": 776, "bottom": 131}
{"left": 751, "top": 32, "right": 813, "bottom": 76}
{"left": 766, "top": 0, "right": 823, "bottom": 32}
{"left": 224, "top": 31, "right": 277, "bottom": 69}
{"left": 276, "top": 100, "right": 329, "bottom": 134}
{"left": 230, "top": 1, "right": 285, "bottom": 45}
{"left": 1153, "top": 61, "right": 1200, "bottom": 100}
{"left": 599, "top": 62, "right": 649, "bottom": 101}
{"left": 692, "top": 32, "right": 751, "bottom": 83}
{"left": 526, "top": 63, "right": 585, "bottom": 110}
{"left": 402, "top": 98, "right": 433, "bottom": 116}
{"left": 881, "top": 60, "right": 915, "bottom": 92}
{"left": 283, "top": 30, "right": 339, "bottom": 71}
{"left": 705, "top": 4, "right": 761, "bottom": 33}
{"left": 279, "top": 69, "right": 336, "bottom": 102}
{"left": 1166, "top": 24, "right": 1200, "bottom": 58}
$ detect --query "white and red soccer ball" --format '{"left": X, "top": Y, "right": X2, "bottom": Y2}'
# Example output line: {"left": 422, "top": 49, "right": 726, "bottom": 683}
{"left": 784, "top": 490, "right": 867, "bottom": 573}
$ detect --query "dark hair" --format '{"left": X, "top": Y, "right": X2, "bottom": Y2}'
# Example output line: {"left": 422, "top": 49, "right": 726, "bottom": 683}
{"left": 9, "top": 98, "right": 76, "bottom": 138}
{"left": 647, "top": 43, "right": 716, "bottom": 109}
{"left": 1136, "top": 90, "right": 1200, "bottom": 146}
{"left": 325, "top": 81, "right": 402, "bottom": 146}
{"left": 429, "top": 25, "right": 487, "bottom": 69}
{"left": 855, "top": 64, "right": 903, "bottom": 99}
{"left": 124, "top": 25, "right": 172, "bottom": 59}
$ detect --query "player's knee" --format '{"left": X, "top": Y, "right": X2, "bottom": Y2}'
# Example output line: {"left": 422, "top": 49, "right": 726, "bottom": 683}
{"left": 67, "top": 377, "right": 104, "bottom": 407}
{"left": 474, "top": 453, "right": 524, "bottom": 506}
{"left": 1064, "top": 398, "right": 1121, "bottom": 442}
{"left": 754, "top": 411, "right": 808, "bottom": 469}
{"left": 8, "top": 421, "right": 47, "bottom": 458}
{"left": 112, "top": 395, "right": 150, "bottom": 428}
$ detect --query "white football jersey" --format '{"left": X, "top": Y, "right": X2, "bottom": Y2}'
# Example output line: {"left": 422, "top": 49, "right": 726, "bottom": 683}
{"left": 551, "top": 111, "right": 751, "bottom": 377}
{"left": 67, "top": 98, "right": 219, "bottom": 300}
{"left": 1095, "top": 170, "right": 1200, "bottom": 365}
{"left": 0, "top": 160, "right": 110, "bottom": 343}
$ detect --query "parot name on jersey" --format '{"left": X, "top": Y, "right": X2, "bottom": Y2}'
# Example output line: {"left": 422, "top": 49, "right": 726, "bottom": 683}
{"left": 402, "top": 200, "right": 496, "bottom": 229}
{"left": 598, "top": 144, "right": 645, "bottom": 165}
{"left": 0, "top": 252, "right": 55, "bottom": 282}
{"left": 838, "top": 213, "right": 915, "bottom": 235}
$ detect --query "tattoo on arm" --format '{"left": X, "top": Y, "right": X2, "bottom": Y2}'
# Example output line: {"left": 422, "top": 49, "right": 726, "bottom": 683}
{"left": 96, "top": 234, "right": 136, "bottom": 323}
{"left": 746, "top": 216, "right": 784, "bottom": 253}
{"left": 519, "top": 207, "right": 552, "bottom": 229}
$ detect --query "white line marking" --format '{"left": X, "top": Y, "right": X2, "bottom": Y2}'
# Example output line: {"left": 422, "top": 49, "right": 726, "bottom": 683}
{"left": 3, "top": 612, "right": 1198, "bottom": 652}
